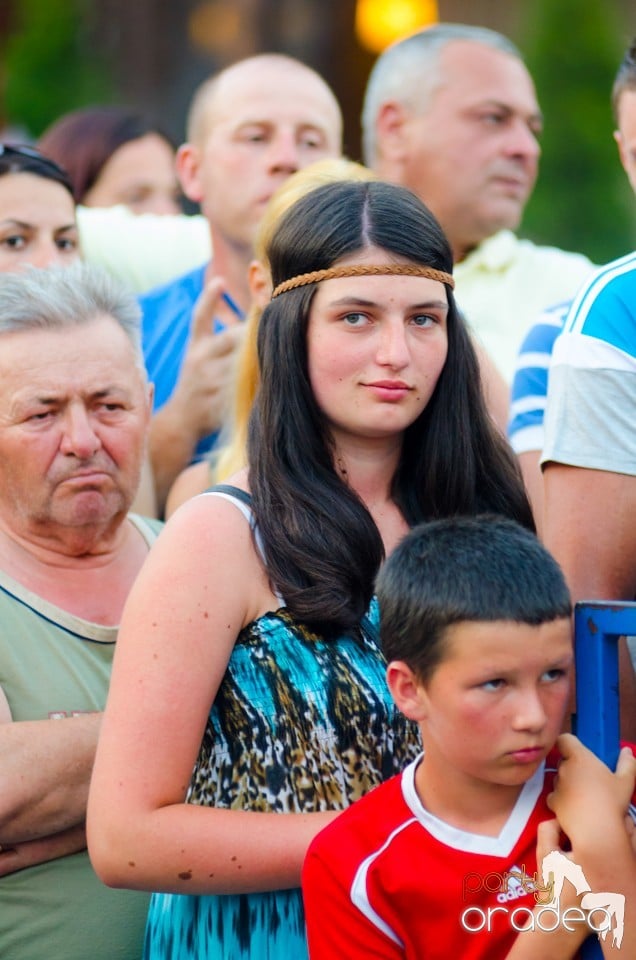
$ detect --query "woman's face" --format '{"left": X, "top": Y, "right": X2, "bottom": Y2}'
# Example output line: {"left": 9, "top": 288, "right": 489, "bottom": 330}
{"left": 306, "top": 245, "right": 449, "bottom": 448}
{"left": 82, "top": 133, "right": 181, "bottom": 216}
{"left": 0, "top": 173, "right": 80, "bottom": 272}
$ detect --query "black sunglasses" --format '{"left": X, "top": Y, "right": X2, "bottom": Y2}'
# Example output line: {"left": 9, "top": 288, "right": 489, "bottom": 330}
{"left": 0, "top": 143, "right": 74, "bottom": 196}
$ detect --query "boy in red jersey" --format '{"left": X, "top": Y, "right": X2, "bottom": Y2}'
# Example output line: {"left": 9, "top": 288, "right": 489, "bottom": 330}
{"left": 303, "top": 516, "right": 636, "bottom": 959}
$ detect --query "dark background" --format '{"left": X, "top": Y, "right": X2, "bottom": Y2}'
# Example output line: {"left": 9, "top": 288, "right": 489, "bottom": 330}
{"left": 2, "top": 0, "right": 635, "bottom": 263}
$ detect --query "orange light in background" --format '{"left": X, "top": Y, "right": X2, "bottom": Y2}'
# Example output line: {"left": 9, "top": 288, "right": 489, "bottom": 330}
{"left": 355, "top": 0, "right": 438, "bottom": 54}
{"left": 188, "top": 1, "right": 242, "bottom": 55}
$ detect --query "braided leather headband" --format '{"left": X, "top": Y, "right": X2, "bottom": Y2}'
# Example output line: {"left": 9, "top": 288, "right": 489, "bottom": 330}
{"left": 271, "top": 263, "right": 454, "bottom": 299}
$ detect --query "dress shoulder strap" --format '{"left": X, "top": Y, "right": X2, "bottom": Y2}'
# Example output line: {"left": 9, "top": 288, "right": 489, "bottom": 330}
{"left": 207, "top": 483, "right": 252, "bottom": 507}
{"left": 201, "top": 483, "right": 285, "bottom": 607}
{"left": 360, "top": 613, "right": 379, "bottom": 645}
{"left": 201, "top": 483, "right": 254, "bottom": 525}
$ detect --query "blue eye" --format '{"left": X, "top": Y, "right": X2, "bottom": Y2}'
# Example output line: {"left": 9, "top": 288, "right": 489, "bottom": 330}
{"left": 542, "top": 668, "right": 566, "bottom": 683}
{"left": 343, "top": 313, "right": 367, "bottom": 327}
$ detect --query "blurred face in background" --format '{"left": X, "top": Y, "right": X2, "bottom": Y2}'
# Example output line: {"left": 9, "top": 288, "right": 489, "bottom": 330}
{"left": 82, "top": 133, "right": 182, "bottom": 215}
{"left": 614, "top": 88, "right": 636, "bottom": 195}
{"left": 381, "top": 41, "right": 542, "bottom": 260}
{"left": 179, "top": 58, "right": 343, "bottom": 255}
{"left": 0, "top": 172, "right": 80, "bottom": 272}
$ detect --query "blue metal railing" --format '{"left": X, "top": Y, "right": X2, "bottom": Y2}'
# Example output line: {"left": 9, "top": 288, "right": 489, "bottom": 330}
{"left": 573, "top": 601, "right": 636, "bottom": 959}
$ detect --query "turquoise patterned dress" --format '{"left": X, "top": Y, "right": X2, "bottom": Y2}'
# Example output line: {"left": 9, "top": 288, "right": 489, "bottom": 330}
{"left": 144, "top": 496, "right": 421, "bottom": 960}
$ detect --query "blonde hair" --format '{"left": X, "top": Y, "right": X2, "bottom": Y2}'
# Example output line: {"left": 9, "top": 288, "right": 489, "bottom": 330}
{"left": 213, "top": 157, "right": 374, "bottom": 482}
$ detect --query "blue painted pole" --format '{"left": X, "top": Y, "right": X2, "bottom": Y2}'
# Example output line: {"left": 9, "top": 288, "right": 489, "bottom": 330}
{"left": 573, "top": 601, "right": 636, "bottom": 959}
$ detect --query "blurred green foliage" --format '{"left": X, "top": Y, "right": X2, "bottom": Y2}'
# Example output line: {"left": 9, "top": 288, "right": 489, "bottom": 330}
{"left": 3, "top": 0, "right": 636, "bottom": 265}
{"left": 520, "top": 0, "right": 636, "bottom": 263}
{"left": 3, "top": 0, "right": 114, "bottom": 138}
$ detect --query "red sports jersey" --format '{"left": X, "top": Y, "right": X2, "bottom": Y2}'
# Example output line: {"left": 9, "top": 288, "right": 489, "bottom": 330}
{"left": 303, "top": 752, "right": 563, "bottom": 960}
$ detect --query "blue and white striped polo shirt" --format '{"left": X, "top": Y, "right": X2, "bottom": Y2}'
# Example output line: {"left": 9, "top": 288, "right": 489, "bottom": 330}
{"left": 508, "top": 300, "right": 571, "bottom": 455}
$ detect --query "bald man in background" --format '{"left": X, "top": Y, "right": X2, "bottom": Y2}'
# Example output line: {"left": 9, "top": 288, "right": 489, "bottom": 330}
{"left": 138, "top": 54, "right": 343, "bottom": 508}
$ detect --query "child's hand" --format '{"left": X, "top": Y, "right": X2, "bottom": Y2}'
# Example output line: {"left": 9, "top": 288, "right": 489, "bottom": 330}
{"left": 547, "top": 733, "right": 636, "bottom": 848}
{"left": 536, "top": 816, "right": 561, "bottom": 873}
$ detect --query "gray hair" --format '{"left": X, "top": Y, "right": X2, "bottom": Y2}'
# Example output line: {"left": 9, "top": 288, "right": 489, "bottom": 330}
{"left": 0, "top": 262, "right": 145, "bottom": 374}
{"left": 361, "top": 23, "right": 523, "bottom": 166}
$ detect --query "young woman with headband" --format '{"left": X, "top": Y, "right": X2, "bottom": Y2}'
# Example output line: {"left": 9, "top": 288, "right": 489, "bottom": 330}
{"left": 88, "top": 179, "right": 533, "bottom": 960}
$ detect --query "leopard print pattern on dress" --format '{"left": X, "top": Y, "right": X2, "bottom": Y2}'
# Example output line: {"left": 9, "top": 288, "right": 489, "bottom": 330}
{"left": 144, "top": 601, "right": 421, "bottom": 960}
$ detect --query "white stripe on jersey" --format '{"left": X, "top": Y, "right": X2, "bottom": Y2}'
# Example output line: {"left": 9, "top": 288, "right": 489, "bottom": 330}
{"left": 565, "top": 251, "right": 636, "bottom": 336}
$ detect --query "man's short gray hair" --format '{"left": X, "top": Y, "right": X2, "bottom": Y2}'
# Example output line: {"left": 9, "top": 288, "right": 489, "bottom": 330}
{"left": 361, "top": 23, "right": 523, "bottom": 166}
{"left": 0, "top": 262, "right": 145, "bottom": 373}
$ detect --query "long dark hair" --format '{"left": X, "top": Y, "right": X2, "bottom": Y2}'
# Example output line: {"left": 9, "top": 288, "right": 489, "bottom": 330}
{"left": 248, "top": 180, "right": 533, "bottom": 636}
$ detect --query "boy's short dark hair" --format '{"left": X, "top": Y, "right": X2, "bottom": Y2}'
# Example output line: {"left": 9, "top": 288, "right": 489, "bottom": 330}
{"left": 377, "top": 515, "right": 572, "bottom": 681}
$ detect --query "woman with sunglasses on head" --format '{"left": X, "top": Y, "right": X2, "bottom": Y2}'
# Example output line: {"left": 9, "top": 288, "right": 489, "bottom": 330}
{"left": 87, "top": 180, "right": 533, "bottom": 960}
{"left": 0, "top": 143, "right": 80, "bottom": 272}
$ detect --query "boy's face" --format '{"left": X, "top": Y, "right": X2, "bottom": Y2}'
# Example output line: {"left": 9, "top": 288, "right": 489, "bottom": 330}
{"left": 407, "top": 618, "right": 572, "bottom": 800}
